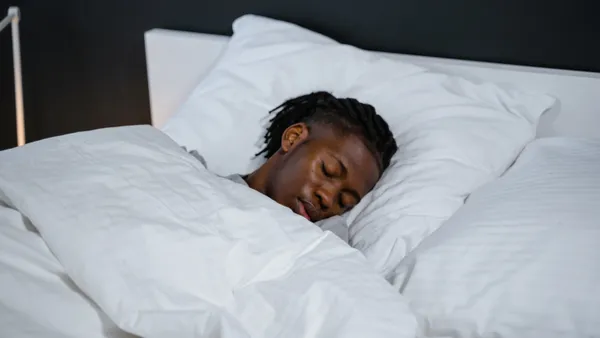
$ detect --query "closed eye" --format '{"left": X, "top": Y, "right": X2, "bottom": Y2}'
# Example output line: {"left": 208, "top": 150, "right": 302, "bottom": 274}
{"left": 322, "top": 159, "right": 345, "bottom": 178}
{"left": 321, "top": 161, "right": 332, "bottom": 177}
{"left": 339, "top": 193, "right": 357, "bottom": 210}
{"left": 338, "top": 197, "right": 347, "bottom": 209}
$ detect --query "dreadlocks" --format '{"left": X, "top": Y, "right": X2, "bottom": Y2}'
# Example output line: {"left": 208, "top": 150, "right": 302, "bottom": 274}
{"left": 256, "top": 91, "right": 397, "bottom": 172}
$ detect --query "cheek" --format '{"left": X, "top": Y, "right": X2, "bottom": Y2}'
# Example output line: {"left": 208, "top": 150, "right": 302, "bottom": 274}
{"left": 284, "top": 153, "right": 320, "bottom": 191}
{"left": 270, "top": 156, "right": 314, "bottom": 201}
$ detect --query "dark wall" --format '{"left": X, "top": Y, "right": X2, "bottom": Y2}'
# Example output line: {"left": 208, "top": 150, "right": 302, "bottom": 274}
{"left": 1, "top": 0, "right": 598, "bottom": 150}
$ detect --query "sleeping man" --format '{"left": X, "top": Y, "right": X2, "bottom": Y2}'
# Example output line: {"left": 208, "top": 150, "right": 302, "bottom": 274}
{"left": 191, "top": 91, "right": 397, "bottom": 241}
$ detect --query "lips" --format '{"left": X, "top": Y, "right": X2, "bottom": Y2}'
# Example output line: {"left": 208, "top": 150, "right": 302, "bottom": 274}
{"left": 296, "top": 198, "right": 315, "bottom": 222}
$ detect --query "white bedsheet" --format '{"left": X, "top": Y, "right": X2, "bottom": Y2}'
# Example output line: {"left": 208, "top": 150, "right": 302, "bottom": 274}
{"left": 0, "top": 125, "right": 419, "bottom": 338}
{"left": 0, "top": 204, "right": 134, "bottom": 338}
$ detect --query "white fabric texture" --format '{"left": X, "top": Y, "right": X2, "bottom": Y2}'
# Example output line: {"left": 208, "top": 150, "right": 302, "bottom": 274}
{"left": 162, "top": 14, "right": 556, "bottom": 274}
{"left": 391, "top": 137, "right": 600, "bottom": 338}
{"left": 187, "top": 149, "right": 349, "bottom": 242}
{"left": 0, "top": 204, "right": 134, "bottom": 338}
{"left": 0, "top": 126, "right": 420, "bottom": 338}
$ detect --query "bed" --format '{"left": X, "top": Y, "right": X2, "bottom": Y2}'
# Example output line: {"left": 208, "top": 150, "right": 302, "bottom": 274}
{"left": 1, "top": 14, "right": 599, "bottom": 338}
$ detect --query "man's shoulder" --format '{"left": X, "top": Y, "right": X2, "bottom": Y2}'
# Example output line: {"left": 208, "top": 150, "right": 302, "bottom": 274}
{"left": 225, "top": 174, "right": 248, "bottom": 187}
{"left": 183, "top": 147, "right": 208, "bottom": 168}
{"left": 184, "top": 147, "right": 248, "bottom": 187}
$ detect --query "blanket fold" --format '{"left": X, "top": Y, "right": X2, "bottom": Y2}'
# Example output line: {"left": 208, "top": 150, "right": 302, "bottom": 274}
{"left": 0, "top": 126, "right": 418, "bottom": 338}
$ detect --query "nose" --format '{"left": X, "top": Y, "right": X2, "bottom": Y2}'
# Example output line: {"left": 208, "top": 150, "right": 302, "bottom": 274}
{"left": 315, "top": 182, "right": 338, "bottom": 211}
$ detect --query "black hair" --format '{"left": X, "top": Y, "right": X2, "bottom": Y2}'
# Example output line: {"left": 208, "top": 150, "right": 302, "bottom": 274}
{"left": 256, "top": 91, "right": 397, "bottom": 172}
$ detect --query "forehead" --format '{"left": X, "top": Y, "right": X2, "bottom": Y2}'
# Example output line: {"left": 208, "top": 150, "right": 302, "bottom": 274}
{"left": 309, "top": 125, "right": 381, "bottom": 194}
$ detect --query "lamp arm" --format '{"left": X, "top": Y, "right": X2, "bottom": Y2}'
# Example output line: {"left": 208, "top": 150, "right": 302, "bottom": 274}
{"left": 1, "top": 7, "right": 25, "bottom": 146}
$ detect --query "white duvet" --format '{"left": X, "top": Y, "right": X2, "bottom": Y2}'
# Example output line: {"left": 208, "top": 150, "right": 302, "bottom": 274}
{"left": 0, "top": 204, "right": 134, "bottom": 338}
{"left": 0, "top": 126, "right": 419, "bottom": 338}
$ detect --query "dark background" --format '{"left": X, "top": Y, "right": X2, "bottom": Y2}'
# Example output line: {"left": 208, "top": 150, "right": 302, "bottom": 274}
{"left": 1, "top": 0, "right": 598, "bottom": 150}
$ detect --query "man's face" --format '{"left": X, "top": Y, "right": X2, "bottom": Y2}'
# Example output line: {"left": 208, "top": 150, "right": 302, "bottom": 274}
{"left": 264, "top": 123, "right": 380, "bottom": 222}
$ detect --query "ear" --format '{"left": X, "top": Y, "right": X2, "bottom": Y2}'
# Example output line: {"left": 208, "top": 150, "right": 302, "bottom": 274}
{"left": 281, "top": 123, "right": 309, "bottom": 153}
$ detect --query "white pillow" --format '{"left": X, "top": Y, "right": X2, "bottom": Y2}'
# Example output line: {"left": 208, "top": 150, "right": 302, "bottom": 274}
{"left": 391, "top": 137, "right": 600, "bottom": 338}
{"left": 163, "top": 14, "right": 555, "bottom": 274}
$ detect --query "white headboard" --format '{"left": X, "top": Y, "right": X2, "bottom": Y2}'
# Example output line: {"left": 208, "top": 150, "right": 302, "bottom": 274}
{"left": 145, "top": 28, "right": 600, "bottom": 138}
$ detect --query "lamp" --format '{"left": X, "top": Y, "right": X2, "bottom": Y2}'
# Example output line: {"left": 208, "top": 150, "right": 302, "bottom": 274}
{"left": 0, "top": 6, "right": 24, "bottom": 146}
